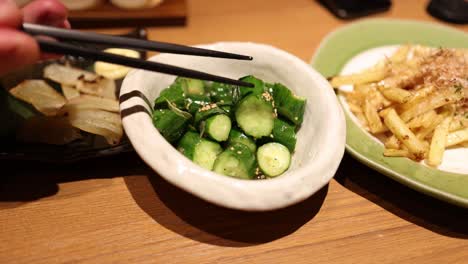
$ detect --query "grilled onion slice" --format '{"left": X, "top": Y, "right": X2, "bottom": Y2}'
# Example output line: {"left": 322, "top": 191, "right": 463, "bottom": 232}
{"left": 68, "top": 107, "right": 123, "bottom": 145}
{"left": 9, "top": 80, "right": 66, "bottom": 116}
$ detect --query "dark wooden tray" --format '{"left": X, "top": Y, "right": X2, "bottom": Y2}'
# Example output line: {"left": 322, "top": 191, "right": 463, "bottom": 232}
{"left": 69, "top": 0, "right": 187, "bottom": 29}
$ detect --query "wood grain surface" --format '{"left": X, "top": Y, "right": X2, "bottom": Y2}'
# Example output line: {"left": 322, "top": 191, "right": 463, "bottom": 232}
{"left": 1, "top": 0, "right": 468, "bottom": 263}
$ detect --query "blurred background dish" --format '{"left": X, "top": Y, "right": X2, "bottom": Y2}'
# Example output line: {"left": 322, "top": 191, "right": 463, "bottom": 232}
{"left": 110, "top": 0, "right": 163, "bottom": 9}
{"left": 59, "top": 0, "right": 104, "bottom": 11}
{"left": 0, "top": 28, "right": 147, "bottom": 162}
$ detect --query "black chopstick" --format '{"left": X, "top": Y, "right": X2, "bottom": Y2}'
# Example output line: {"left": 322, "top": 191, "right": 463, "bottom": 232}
{"left": 23, "top": 23, "right": 253, "bottom": 61}
{"left": 36, "top": 38, "right": 254, "bottom": 87}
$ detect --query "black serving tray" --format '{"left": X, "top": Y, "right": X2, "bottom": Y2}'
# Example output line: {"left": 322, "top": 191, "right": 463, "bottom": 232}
{"left": 0, "top": 28, "right": 147, "bottom": 163}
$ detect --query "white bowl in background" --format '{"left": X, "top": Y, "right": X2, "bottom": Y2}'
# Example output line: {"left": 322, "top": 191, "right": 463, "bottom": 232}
{"left": 120, "top": 42, "right": 345, "bottom": 211}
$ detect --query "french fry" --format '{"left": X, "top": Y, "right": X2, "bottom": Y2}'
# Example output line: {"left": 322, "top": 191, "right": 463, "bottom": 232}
{"left": 449, "top": 117, "right": 467, "bottom": 132}
{"left": 382, "top": 108, "right": 426, "bottom": 159}
{"left": 384, "top": 135, "right": 401, "bottom": 149}
{"left": 369, "top": 89, "right": 392, "bottom": 109}
{"left": 389, "top": 45, "right": 410, "bottom": 63}
{"left": 355, "top": 111, "right": 368, "bottom": 129}
{"left": 400, "top": 91, "right": 461, "bottom": 122}
{"left": 412, "top": 45, "right": 435, "bottom": 57}
{"left": 417, "top": 114, "right": 445, "bottom": 140}
{"left": 383, "top": 148, "right": 410, "bottom": 157}
{"left": 399, "top": 85, "right": 434, "bottom": 112}
{"left": 446, "top": 128, "right": 468, "bottom": 148}
{"left": 354, "top": 83, "right": 374, "bottom": 94}
{"left": 379, "top": 86, "right": 412, "bottom": 103}
{"left": 407, "top": 110, "right": 437, "bottom": 130}
{"left": 348, "top": 102, "right": 362, "bottom": 113}
{"left": 330, "top": 68, "right": 387, "bottom": 87}
{"left": 427, "top": 115, "right": 452, "bottom": 166}
{"left": 364, "top": 99, "right": 385, "bottom": 133}
{"left": 378, "top": 108, "right": 393, "bottom": 118}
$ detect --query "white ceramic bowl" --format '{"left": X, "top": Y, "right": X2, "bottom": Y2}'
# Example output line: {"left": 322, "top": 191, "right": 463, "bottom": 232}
{"left": 120, "top": 42, "right": 345, "bottom": 211}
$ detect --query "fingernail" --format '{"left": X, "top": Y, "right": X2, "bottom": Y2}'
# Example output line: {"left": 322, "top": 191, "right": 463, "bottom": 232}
{"left": 63, "top": 20, "right": 71, "bottom": 29}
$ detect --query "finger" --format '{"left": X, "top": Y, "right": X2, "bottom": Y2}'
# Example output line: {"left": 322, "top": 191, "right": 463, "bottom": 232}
{"left": 23, "top": 0, "right": 69, "bottom": 28}
{"left": 0, "top": 28, "right": 40, "bottom": 75}
{"left": 23, "top": 0, "right": 70, "bottom": 59}
{"left": 0, "top": 0, "right": 22, "bottom": 28}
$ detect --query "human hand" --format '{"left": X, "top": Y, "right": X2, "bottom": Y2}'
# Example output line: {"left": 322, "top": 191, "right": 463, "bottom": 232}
{"left": 0, "top": 0, "right": 70, "bottom": 76}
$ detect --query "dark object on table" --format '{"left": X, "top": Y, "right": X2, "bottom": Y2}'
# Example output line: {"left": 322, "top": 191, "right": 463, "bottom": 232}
{"left": 0, "top": 29, "right": 147, "bottom": 163}
{"left": 68, "top": 0, "right": 187, "bottom": 29}
{"left": 427, "top": 0, "right": 468, "bottom": 24}
{"left": 318, "top": 0, "right": 391, "bottom": 19}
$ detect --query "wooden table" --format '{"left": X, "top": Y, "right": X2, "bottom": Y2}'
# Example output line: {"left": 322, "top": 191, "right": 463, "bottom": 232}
{"left": 1, "top": 0, "right": 468, "bottom": 263}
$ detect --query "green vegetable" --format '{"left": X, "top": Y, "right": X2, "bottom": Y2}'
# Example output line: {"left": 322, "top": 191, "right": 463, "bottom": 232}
{"left": 177, "top": 131, "right": 222, "bottom": 170}
{"left": 272, "top": 83, "right": 306, "bottom": 126}
{"left": 226, "top": 128, "right": 256, "bottom": 152}
{"left": 257, "top": 142, "right": 291, "bottom": 177}
{"left": 152, "top": 107, "right": 191, "bottom": 143}
{"left": 154, "top": 80, "right": 185, "bottom": 108}
{"left": 235, "top": 94, "right": 274, "bottom": 138}
{"left": 152, "top": 75, "right": 307, "bottom": 179}
{"left": 239, "top": 75, "right": 265, "bottom": 97}
{"left": 213, "top": 143, "right": 256, "bottom": 179}
{"left": 203, "top": 114, "right": 231, "bottom": 142}
{"left": 179, "top": 77, "right": 205, "bottom": 95}
{"left": 220, "top": 105, "right": 233, "bottom": 118}
{"left": 209, "top": 82, "right": 240, "bottom": 106}
{"left": 184, "top": 94, "right": 211, "bottom": 114}
{"left": 271, "top": 118, "right": 297, "bottom": 152}
{"left": 194, "top": 105, "right": 227, "bottom": 126}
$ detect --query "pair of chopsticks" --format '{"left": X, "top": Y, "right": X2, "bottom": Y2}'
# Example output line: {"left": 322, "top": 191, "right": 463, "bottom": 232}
{"left": 22, "top": 23, "right": 254, "bottom": 88}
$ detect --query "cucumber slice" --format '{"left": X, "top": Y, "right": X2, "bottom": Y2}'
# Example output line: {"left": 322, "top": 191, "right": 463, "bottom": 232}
{"left": 194, "top": 105, "right": 226, "bottom": 126}
{"left": 205, "top": 114, "right": 231, "bottom": 142}
{"left": 257, "top": 142, "right": 291, "bottom": 177}
{"left": 220, "top": 105, "right": 233, "bottom": 118}
{"left": 239, "top": 75, "right": 266, "bottom": 97}
{"left": 194, "top": 140, "right": 223, "bottom": 170}
{"left": 272, "top": 118, "right": 297, "bottom": 152}
{"left": 213, "top": 143, "right": 256, "bottom": 179}
{"left": 184, "top": 94, "right": 211, "bottom": 114}
{"left": 272, "top": 83, "right": 306, "bottom": 126}
{"left": 209, "top": 82, "right": 240, "bottom": 106}
{"left": 235, "top": 94, "right": 274, "bottom": 138}
{"left": 177, "top": 131, "right": 222, "bottom": 170}
{"left": 154, "top": 80, "right": 185, "bottom": 108}
{"left": 179, "top": 77, "right": 205, "bottom": 95}
{"left": 153, "top": 108, "right": 191, "bottom": 143}
{"left": 226, "top": 128, "right": 256, "bottom": 152}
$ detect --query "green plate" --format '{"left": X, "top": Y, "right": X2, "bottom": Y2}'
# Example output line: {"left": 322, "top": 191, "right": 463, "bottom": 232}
{"left": 311, "top": 19, "right": 468, "bottom": 208}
